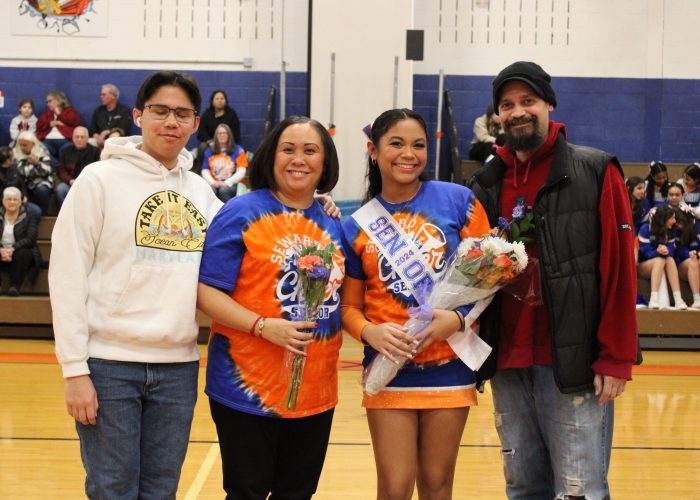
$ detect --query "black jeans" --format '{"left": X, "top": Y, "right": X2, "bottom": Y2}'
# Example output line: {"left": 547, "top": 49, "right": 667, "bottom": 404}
{"left": 0, "top": 247, "right": 33, "bottom": 289}
{"left": 209, "top": 398, "right": 334, "bottom": 500}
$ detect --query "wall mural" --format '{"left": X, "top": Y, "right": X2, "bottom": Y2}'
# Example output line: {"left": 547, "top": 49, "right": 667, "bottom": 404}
{"left": 13, "top": 0, "right": 107, "bottom": 37}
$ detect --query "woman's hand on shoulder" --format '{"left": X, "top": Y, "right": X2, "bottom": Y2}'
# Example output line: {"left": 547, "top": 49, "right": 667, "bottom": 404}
{"left": 414, "top": 309, "right": 461, "bottom": 353}
{"left": 361, "top": 323, "right": 416, "bottom": 364}
{"left": 261, "top": 318, "right": 316, "bottom": 355}
{"left": 315, "top": 194, "right": 341, "bottom": 219}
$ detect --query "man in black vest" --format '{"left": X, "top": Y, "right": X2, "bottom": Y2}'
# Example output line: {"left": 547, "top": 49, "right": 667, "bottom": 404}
{"left": 467, "top": 61, "right": 638, "bottom": 500}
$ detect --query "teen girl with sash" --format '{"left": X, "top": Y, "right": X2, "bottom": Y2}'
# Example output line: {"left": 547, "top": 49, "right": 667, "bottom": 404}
{"left": 342, "top": 109, "right": 491, "bottom": 499}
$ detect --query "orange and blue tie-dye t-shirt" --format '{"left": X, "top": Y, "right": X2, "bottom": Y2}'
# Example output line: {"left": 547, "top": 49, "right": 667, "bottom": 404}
{"left": 343, "top": 180, "right": 491, "bottom": 365}
{"left": 202, "top": 144, "right": 248, "bottom": 181}
{"left": 199, "top": 189, "right": 346, "bottom": 418}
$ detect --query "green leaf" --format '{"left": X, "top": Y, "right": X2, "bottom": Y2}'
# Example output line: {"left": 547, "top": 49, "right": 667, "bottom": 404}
{"left": 511, "top": 223, "right": 521, "bottom": 239}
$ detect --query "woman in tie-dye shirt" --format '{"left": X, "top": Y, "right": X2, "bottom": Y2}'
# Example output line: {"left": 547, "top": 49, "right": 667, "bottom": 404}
{"left": 198, "top": 116, "right": 346, "bottom": 499}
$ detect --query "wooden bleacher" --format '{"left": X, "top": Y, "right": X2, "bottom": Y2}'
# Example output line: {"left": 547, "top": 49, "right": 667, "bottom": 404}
{"left": 458, "top": 160, "right": 688, "bottom": 186}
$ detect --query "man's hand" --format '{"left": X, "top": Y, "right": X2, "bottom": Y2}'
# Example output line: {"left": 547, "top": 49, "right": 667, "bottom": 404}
{"left": 594, "top": 373, "right": 627, "bottom": 405}
{"left": 64, "top": 375, "right": 99, "bottom": 425}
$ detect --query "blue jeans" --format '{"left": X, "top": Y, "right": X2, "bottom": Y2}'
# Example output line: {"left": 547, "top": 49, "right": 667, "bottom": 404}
{"left": 56, "top": 182, "right": 71, "bottom": 210}
{"left": 43, "top": 138, "right": 71, "bottom": 169}
{"left": 212, "top": 184, "right": 238, "bottom": 203}
{"left": 76, "top": 358, "right": 199, "bottom": 500}
{"left": 30, "top": 185, "right": 51, "bottom": 215}
{"left": 490, "top": 366, "right": 613, "bottom": 500}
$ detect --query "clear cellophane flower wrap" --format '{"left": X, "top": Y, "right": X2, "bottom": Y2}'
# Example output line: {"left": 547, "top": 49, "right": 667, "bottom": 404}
{"left": 284, "top": 243, "right": 335, "bottom": 411}
{"left": 363, "top": 235, "right": 528, "bottom": 395}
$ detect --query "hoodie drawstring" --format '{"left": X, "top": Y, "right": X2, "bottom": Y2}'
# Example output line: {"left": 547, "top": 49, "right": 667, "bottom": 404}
{"left": 160, "top": 164, "right": 187, "bottom": 237}
{"left": 512, "top": 158, "right": 533, "bottom": 188}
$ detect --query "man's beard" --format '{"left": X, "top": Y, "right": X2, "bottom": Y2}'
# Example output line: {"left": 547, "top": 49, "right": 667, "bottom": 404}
{"left": 504, "top": 115, "right": 545, "bottom": 153}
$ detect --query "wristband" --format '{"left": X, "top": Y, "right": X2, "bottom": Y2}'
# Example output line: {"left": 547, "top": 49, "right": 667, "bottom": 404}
{"left": 454, "top": 310, "right": 465, "bottom": 331}
{"left": 249, "top": 316, "right": 263, "bottom": 336}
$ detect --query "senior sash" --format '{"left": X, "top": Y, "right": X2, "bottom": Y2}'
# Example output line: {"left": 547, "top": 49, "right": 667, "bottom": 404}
{"left": 353, "top": 198, "right": 491, "bottom": 371}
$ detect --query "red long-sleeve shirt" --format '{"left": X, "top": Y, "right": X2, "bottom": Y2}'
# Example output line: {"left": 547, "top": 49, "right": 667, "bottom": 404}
{"left": 36, "top": 107, "right": 81, "bottom": 141}
{"left": 496, "top": 122, "right": 638, "bottom": 380}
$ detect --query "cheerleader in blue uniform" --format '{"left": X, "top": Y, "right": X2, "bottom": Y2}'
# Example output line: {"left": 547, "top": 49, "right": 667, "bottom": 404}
{"left": 638, "top": 206, "right": 687, "bottom": 309}
{"left": 672, "top": 207, "right": 700, "bottom": 309}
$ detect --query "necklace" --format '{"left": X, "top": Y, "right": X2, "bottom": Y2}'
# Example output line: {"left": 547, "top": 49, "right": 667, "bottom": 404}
{"left": 382, "top": 181, "right": 422, "bottom": 208}
{"left": 270, "top": 189, "right": 313, "bottom": 210}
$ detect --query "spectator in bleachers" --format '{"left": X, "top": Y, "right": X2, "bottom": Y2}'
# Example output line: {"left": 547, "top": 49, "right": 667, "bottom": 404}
{"left": 673, "top": 207, "right": 700, "bottom": 309}
{"left": 198, "top": 89, "right": 241, "bottom": 144}
{"left": 89, "top": 84, "right": 132, "bottom": 148}
{"left": 0, "top": 147, "right": 42, "bottom": 219}
{"left": 682, "top": 163, "right": 700, "bottom": 218}
{"left": 626, "top": 176, "right": 648, "bottom": 234}
{"left": 107, "top": 128, "right": 126, "bottom": 139}
{"left": 36, "top": 90, "right": 81, "bottom": 168}
{"left": 644, "top": 160, "right": 670, "bottom": 209}
{"left": 9, "top": 99, "right": 37, "bottom": 148}
{"left": 468, "top": 104, "right": 505, "bottom": 163}
{"left": 0, "top": 186, "right": 41, "bottom": 297}
{"left": 13, "top": 132, "right": 53, "bottom": 215}
{"left": 665, "top": 183, "right": 685, "bottom": 210}
{"left": 55, "top": 126, "right": 101, "bottom": 210}
{"left": 638, "top": 205, "right": 687, "bottom": 309}
{"left": 200, "top": 124, "right": 248, "bottom": 202}
{"left": 194, "top": 90, "right": 241, "bottom": 173}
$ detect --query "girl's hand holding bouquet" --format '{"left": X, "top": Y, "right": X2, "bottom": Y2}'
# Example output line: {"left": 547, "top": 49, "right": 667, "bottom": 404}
{"left": 361, "top": 322, "right": 416, "bottom": 364}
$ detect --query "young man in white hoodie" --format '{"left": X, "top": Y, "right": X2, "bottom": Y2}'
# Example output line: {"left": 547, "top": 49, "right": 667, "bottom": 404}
{"left": 49, "top": 71, "right": 223, "bottom": 499}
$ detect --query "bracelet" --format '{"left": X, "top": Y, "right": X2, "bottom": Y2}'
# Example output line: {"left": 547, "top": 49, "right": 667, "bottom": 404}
{"left": 249, "top": 316, "right": 263, "bottom": 336}
{"left": 255, "top": 317, "right": 266, "bottom": 338}
{"left": 454, "top": 310, "right": 465, "bottom": 331}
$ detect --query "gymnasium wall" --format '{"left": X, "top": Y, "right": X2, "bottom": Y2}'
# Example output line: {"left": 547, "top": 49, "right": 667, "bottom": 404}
{"left": 0, "top": 0, "right": 309, "bottom": 150}
{"left": 412, "top": 0, "right": 700, "bottom": 174}
{"left": 1, "top": 1, "right": 699, "bottom": 195}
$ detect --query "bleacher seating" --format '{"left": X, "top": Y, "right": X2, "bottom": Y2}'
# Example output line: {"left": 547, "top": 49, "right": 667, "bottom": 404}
{"left": 1, "top": 169, "right": 697, "bottom": 343}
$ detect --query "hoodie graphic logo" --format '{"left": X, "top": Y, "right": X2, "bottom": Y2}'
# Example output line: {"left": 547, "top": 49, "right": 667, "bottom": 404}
{"left": 135, "top": 191, "right": 208, "bottom": 252}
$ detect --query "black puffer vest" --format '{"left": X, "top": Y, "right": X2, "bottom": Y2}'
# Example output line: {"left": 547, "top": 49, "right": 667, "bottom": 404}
{"left": 467, "top": 132, "right": 621, "bottom": 393}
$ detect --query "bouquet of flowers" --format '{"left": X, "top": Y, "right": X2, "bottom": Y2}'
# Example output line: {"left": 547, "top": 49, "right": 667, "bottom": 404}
{"left": 363, "top": 234, "right": 528, "bottom": 395}
{"left": 284, "top": 242, "right": 336, "bottom": 410}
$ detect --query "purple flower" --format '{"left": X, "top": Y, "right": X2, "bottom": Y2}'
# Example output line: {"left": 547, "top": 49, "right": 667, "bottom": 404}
{"left": 498, "top": 217, "right": 510, "bottom": 231}
{"left": 307, "top": 265, "right": 330, "bottom": 280}
{"left": 512, "top": 204, "right": 525, "bottom": 221}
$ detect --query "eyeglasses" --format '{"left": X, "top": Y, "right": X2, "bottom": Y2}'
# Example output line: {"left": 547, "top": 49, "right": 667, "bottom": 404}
{"left": 144, "top": 104, "right": 197, "bottom": 123}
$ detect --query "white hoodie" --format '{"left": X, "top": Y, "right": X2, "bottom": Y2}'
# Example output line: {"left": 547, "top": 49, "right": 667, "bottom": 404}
{"left": 50, "top": 136, "right": 223, "bottom": 378}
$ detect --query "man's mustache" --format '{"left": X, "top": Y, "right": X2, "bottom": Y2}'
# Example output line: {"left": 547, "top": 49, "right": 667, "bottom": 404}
{"left": 506, "top": 116, "right": 537, "bottom": 128}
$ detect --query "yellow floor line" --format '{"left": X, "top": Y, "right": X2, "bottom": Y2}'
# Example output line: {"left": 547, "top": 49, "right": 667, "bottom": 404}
{"left": 184, "top": 443, "right": 219, "bottom": 500}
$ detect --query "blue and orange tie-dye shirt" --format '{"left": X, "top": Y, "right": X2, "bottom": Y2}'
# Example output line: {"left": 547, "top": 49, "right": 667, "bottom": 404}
{"left": 199, "top": 189, "right": 346, "bottom": 418}
{"left": 343, "top": 181, "right": 491, "bottom": 364}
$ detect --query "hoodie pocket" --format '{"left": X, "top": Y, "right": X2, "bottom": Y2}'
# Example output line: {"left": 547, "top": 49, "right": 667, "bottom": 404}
{"left": 106, "top": 264, "right": 199, "bottom": 345}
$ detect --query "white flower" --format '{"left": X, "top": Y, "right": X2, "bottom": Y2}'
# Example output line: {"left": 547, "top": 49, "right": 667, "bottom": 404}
{"left": 480, "top": 235, "right": 511, "bottom": 256}
{"left": 511, "top": 241, "right": 528, "bottom": 271}
{"left": 457, "top": 238, "right": 477, "bottom": 257}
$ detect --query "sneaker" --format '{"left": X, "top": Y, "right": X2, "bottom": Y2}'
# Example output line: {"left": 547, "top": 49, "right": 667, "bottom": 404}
{"left": 7, "top": 287, "right": 19, "bottom": 297}
{"left": 648, "top": 297, "right": 659, "bottom": 309}
{"left": 673, "top": 297, "right": 688, "bottom": 310}
{"left": 691, "top": 302, "right": 700, "bottom": 310}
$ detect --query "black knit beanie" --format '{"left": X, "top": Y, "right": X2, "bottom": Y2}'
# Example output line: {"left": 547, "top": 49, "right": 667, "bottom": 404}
{"left": 492, "top": 61, "right": 557, "bottom": 114}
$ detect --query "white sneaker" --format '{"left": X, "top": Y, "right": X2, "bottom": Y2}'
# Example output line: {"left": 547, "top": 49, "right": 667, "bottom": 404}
{"left": 648, "top": 297, "right": 659, "bottom": 309}
{"left": 673, "top": 298, "right": 688, "bottom": 310}
{"left": 690, "top": 302, "right": 700, "bottom": 310}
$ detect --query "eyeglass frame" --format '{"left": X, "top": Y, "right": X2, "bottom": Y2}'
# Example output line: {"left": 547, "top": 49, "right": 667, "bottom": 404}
{"left": 143, "top": 104, "right": 199, "bottom": 123}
